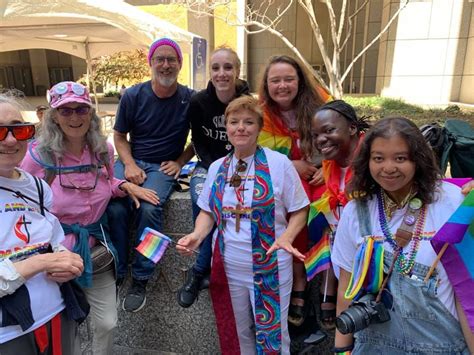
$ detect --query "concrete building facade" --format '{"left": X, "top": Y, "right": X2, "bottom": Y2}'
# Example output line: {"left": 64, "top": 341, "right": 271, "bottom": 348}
{"left": 245, "top": 0, "right": 473, "bottom": 105}
{"left": 0, "top": 0, "right": 472, "bottom": 105}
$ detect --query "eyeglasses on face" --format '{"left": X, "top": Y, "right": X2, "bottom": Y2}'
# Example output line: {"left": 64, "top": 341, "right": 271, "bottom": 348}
{"left": 151, "top": 56, "right": 178, "bottom": 65}
{"left": 229, "top": 159, "right": 248, "bottom": 187}
{"left": 57, "top": 106, "right": 91, "bottom": 117}
{"left": 0, "top": 124, "right": 35, "bottom": 141}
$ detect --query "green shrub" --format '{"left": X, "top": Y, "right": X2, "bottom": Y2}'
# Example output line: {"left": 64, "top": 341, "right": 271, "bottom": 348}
{"left": 104, "top": 90, "right": 119, "bottom": 97}
{"left": 343, "top": 95, "right": 474, "bottom": 126}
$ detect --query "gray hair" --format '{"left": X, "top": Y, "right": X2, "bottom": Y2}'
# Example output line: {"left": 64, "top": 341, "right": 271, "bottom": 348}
{"left": 0, "top": 93, "right": 30, "bottom": 120}
{"left": 37, "top": 107, "right": 108, "bottom": 158}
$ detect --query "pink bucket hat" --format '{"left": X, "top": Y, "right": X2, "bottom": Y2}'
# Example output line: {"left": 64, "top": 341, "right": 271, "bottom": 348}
{"left": 147, "top": 37, "right": 183, "bottom": 65}
{"left": 48, "top": 82, "right": 92, "bottom": 109}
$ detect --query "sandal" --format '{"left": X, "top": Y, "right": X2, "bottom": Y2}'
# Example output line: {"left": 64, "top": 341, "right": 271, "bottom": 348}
{"left": 319, "top": 293, "right": 337, "bottom": 330}
{"left": 288, "top": 291, "right": 305, "bottom": 327}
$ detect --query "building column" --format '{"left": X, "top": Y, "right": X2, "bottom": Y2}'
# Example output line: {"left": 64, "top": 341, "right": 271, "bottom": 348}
{"left": 28, "top": 49, "right": 49, "bottom": 96}
{"left": 187, "top": 11, "right": 214, "bottom": 88}
{"left": 236, "top": 0, "right": 248, "bottom": 81}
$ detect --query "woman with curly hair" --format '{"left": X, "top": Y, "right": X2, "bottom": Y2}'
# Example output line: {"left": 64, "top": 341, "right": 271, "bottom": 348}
{"left": 21, "top": 81, "right": 158, "bottom": 355}
{"left": 332, "top": 117, "right": 473, "bottom": 354}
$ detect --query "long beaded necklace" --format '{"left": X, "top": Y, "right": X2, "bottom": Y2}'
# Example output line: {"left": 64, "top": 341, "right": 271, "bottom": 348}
{"left": 377, "top": 189, "right": 427, "bottom": 275}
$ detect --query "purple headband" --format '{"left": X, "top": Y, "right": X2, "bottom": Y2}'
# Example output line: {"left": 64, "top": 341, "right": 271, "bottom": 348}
{"left": 148, "top": 38, "right": 183, "bottom": 65}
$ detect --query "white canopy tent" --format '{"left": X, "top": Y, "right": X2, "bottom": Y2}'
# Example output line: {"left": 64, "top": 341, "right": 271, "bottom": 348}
{"left": 0, "top": 0, "right": 200, "bottom": 107}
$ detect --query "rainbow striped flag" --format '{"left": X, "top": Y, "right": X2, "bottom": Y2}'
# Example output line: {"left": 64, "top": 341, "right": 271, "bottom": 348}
{"left": 257, "top": 131, "right": 291, "bottom": 156}
{"left": 304, "top": 231, "right": 331, "bottom": 281}
{"left": 431, "top": 183, "right": 474, "bottom": 332}
{"left": 304, "top": 199, "right": 332, "bottom": 281}
{"left": 136, "top": 227, "right": 171, "bottom": 264}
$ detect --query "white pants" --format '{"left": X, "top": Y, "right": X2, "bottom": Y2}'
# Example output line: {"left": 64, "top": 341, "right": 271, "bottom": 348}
{"left": 225, "top": 259, "right": 292, "bottom": 355}
{"left": 82, "top": 269, "right": 117, "bottom": 355}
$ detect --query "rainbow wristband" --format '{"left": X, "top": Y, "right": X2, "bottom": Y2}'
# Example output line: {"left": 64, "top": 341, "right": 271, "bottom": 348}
{"left": 333, "top": 344, "right": 354, "bottom": 354}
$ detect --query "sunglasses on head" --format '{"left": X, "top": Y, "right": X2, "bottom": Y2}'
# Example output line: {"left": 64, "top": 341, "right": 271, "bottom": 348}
{"left": 57, "top": 106, "right": 91, "bottom": 117}
{"left": 52, "top": 82, "right": 86, "bottom": 96}
{"left": 0, "top": 123, "right": 35, "bottom": 141}
{"left": 229, "top": 159, "right": 248, "bottom": 188}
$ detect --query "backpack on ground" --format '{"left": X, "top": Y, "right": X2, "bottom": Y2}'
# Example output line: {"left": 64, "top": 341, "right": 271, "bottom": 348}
{"left": 443, "top": 119, "right": 474, "bottom": 178}
{"left": 421, "top": 119, "right": 474, "bottom": 178}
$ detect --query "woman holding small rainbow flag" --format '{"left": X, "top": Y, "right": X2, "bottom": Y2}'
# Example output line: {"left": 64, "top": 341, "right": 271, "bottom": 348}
{"left": 306, "top": 100, "right": 369, "bottom": 330}
{"left": 21, "top": 81, "right": 158, "bottom": 355}
{"left": 177, "top": 96, "right": 309, "bottom": 354}
{"left": 332, "top": 117, "right": 474, "bottom": 354}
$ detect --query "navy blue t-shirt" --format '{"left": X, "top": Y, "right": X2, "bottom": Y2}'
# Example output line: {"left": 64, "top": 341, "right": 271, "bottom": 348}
{"left": 114, "top": 81, "right": 194, "bottom": 164}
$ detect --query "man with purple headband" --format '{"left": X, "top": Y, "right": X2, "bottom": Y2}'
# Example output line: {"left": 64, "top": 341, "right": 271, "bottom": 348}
{"left": 107, "top": 38, "right": 194, "bottom": 312}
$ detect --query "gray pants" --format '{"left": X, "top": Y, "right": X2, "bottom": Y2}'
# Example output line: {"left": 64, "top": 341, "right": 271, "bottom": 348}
{"left": 0, "top": 311, "right": 78, "bottom": 355}
{"left": 81, "top": 269, "right": 117, "bottom": 355}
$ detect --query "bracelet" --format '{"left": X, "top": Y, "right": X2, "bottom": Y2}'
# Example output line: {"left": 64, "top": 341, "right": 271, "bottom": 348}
{"left": 334, "top": 351, "right": 351, "bottom": 355}
{"left": 333, "top": 344, "right": 354, "bottom": 354}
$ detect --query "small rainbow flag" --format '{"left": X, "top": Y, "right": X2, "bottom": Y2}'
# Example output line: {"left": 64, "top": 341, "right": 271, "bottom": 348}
{"left": 136, "top": 227, "right": 171, "bottom": 264}
{"left": 304, "top": 198, "right": 332, "bottom": 281}
{"left": 304, "top": 231, "right": 331, "bottom": 282}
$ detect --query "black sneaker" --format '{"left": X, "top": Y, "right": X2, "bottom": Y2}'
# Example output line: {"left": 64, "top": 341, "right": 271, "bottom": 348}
{"left": 122, "top": 279, "right": 147, "bottom": 312}
{"left": 177, "top": 270, "right": 202, "bottom": 308}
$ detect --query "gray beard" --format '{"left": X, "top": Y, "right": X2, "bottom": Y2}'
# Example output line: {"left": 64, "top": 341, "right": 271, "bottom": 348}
{"left": 156, "top": 74, "right": 178, "bottom": 88}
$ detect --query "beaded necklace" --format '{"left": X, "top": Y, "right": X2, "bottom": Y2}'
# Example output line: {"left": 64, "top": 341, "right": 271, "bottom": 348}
{"left": 377, "top": 189, "right": 427, "bottom": 275}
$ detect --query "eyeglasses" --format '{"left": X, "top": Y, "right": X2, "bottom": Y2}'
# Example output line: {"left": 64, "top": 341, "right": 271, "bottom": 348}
{"left": 151, "top": 56, "right": 178, "bottom": 65}
{"left": 57, "top": 106, "right": 91, "bottom": 117}
{"left": 58, "top": 163, "right": 101, "bottom": 191}
{"left": 229, "top": 159, "right": 248, "bottom": 188}
{"left": 0, "top": 124, "right": 35, "bottom": 141}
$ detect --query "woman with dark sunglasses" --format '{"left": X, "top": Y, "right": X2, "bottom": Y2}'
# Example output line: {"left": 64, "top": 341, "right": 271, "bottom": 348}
{"left": 21, "top": 81, "right": 159, "bottom": 355}
{"left": 0, "top": 94, "right": 84, "bottom": 354}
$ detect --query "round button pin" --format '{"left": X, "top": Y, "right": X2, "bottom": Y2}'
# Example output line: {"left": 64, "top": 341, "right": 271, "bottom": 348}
{"left": 409, "top": 198, "right": 422, "bottom": 210}
{"left": 404, "top": 214, "right": 416, "bottom": 226}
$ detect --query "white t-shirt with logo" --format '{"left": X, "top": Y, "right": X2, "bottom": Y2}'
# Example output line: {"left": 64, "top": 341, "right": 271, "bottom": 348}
{"left": 0, "top": 169, "right": 65, "bottom": 343}
{"left": 198, "top": 148, "right": 309, "bottom": 272}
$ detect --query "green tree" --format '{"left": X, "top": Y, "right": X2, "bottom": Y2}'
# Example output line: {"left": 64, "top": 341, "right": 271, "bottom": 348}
{"left": 90, "top": 50, "right": 149, "bottom": 90}
{"left": 184, "top": 0, "right": 409, "bottom": 99}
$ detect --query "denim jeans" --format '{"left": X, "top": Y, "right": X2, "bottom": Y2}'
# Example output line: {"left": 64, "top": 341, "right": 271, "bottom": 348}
{"left": 189, "top": 164, "right": 213, "bottom": 277}
{"left": 353, "top": 251, "right": 469, "bottom": 354}
{"left": 107, "top": 159, "right": 175, "bottom": 280}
